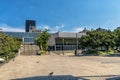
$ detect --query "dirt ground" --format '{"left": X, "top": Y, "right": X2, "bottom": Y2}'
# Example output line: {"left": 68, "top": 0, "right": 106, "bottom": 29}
{"left": 0, "top": 53, "right": 120, "bottom": 80}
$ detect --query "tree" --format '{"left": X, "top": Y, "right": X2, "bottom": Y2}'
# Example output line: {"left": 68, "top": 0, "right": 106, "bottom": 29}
{"left": 114, "top": 27, "right": 120, "bottom": 49}
{"left": 0, "top": 32, "right": 22, "bottom": 59}
{"left": 80, "top": 28, "right": 116, "bottom": 50}
{"left": 36, "top": 29, "right": 51, "bottom": 51}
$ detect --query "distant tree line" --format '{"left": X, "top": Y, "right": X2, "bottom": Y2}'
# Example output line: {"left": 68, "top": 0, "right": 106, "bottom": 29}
{"left": 80, "top": 27, "right": 120, "bottom": 54}
{"left": 0, "top": 32, "right": 22, "bottom": 60}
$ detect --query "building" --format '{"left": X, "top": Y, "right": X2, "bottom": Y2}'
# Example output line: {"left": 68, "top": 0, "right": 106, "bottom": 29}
{"left": 4, "top": 31, "right": 86, "bottom": 50}
{"left": 3, "top": 20, "right": 86, "bottom": 51}
{"left": 4, "top": 20, "right": 41, "bottom": 44}
{"left": 4, "top": 32, "right": 40, "bottom": 44}
{"left": 49, "top": 32, "right": 86, "bottom": 50}
{"left": 25, "top": 20, "right": 36, "bottom": 32}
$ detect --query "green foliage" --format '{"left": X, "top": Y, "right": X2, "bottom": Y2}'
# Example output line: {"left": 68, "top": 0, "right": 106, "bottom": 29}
{"left": 85, "top": 50, "right": 118, "bottom": 55}
{"left": 8, "top": 52, "right": 15, "bottom": 59}
{"left": 85, "top": 50, "right": 99, "bottom": 55}
{"left": 80, "top": 28, "right": 116, "bottom": 50}
{"left": 37, "top": 50, "right": 46, "bottom": 55}
{"left": 0, "top": 32, "right": 22, "bottom": 60}
{"left": 79, "top": 27, "right": 120, "bottom": 55}
{"left": 36, "top": 29, "right": 51, "bottom": 51}
{"left": 106, "top": 50, "right": 118, "bottom": 54}
{"left": 114, "top": 28, "right": 120, "bottom": 48}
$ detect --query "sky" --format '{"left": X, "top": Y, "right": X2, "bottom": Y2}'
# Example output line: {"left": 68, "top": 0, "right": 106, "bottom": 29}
{"left": 0, "top": 0, "right": 120, "bottom": 32}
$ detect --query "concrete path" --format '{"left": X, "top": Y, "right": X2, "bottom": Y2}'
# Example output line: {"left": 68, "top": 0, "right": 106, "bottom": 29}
{"left": 0, "top": 54, "right": 120, "bottom": 80}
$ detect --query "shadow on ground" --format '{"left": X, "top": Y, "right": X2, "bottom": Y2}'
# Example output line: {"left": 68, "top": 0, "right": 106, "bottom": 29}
{"left": 78, "top": 75, "right": 120, "bottom": 80}
{"left": 104, "top": 53, "right": 120, "bottom": 57}
{"left": 11, "top": 75, "right": 120, "bottom": 80}
{"left": 68, "top": 53, "right": 120, "bottom": 57}
{"left": 11, "top": 75, "right": 88, "bottom": 80}
{"left": 106, "top": 76, "right": 120, "bottom": 80}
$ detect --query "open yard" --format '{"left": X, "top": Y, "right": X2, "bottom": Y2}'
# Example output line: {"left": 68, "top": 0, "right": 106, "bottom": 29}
{"left": 0, "top": 53, "right": 120, "bottom": 80}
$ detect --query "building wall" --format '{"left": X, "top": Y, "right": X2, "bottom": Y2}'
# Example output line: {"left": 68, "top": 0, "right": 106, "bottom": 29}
{"left": 48, "top": 33, "right": 58, "bottom": 46}
{"left": 48, "top": 32, "right": 86, "bottom": 50}
{"left": 4, "top": 32, "right": 40, "bottom": 44}
{"left": 25, "top": 20, "right": 36, "bottom": 32}
{"left": 58, "top": 32, "right": 86, "bottom": 38}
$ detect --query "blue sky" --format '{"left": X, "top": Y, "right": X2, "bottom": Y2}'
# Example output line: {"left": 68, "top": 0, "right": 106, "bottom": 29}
{"left": 0, "top": 0, "right": 120, "bottom": 32}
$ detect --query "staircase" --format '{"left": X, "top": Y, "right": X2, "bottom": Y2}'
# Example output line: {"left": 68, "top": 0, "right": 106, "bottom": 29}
{"left": 20, "top": 44, "right": 39, "bottom": 55}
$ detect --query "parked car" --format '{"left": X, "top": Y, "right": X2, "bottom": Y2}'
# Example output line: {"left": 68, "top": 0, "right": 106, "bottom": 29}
{"left": 0, "top": 58, "right": 4, "bottom": 63}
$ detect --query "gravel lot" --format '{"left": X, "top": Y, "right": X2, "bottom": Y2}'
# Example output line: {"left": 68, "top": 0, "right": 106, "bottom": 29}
{"left": 0, "top": 53, "right": 120, "bottom": 80}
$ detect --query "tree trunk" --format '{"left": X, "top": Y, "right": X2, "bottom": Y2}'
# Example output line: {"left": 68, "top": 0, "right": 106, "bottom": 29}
{"left": 106, "top": 46, "right": 110, "bottom": 50}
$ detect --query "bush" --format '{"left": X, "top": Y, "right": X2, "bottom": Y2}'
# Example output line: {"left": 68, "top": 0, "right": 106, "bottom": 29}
{"left": 85, "top": 50, "right": 99, "bottom": 55}
{"left": 85, "top": 49, "right": 118, "bottom": 56}
{"left": 97, "top": 51, "right": 105, "bottom": 54}
{"left": 2, "top": 56, "right": 7, "bottom": 61}
{"left": 106, "top": 50, "right": 118, "bottom": 54}
{"left": 36, "top": 50, "right": 46, "bottom": 55}
{"left": 13, "top": 48, "right": 19, "bottom": 52}
{"left": 8, "top": 52, "right": 15, "bottom": 59}
{"left": 98, "top": 51, "right": 107, "bottom": 56}
{"left": 114, "top": 50, "right": 118, "bottom": 53}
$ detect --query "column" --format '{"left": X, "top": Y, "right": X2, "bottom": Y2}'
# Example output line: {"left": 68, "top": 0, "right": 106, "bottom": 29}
{"left": 54, "top": 45, "right": 56, "bottom": 51}
{"left": 62, "top": 38, "right": 64, "bottom": 55}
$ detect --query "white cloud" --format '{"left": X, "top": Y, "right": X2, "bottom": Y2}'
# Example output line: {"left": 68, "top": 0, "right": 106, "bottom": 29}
{"left": 55, "top": 24, "right": 65, "bottom": 31}
{"left": 42, "top": 25, "right": 50, "bottom": 30}
{"left": 37, "top": 24, "right": 86, "bottom": 33}
{"left": 0, "top": 24, "right": 25, "bottom": 32}
{"left": 0, "top": 23, "right": 86, "bottom": 33}
{"left": 74, "top": 27, "right": 84, "bottom": 32}
{"left": 44, "top": 25, "right": 50, "bottom": 30}
{"left": 38, "top": 25, "right": 50, "bottom": 30}
{"left": 64, "top": 27, "right": 84, "bottom": 33}
{"left": 38, "top": 24, "right": 65, "bottom": 33}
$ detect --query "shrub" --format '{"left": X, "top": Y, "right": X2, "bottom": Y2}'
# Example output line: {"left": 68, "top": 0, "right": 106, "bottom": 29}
{"left": 85, "top": 50, "right": 99, "bottom": 55}
{"left": 97, "top": 51, "right": 104, "bottom": 54}
{"left": 8, "top": 52, "right": 15, "bottom": 59}
{"left": 85, "top": 50, "right": 117, "bottom": 55}
{"left": 106, "top": 50, "right": 118, "bottom": 54}
{"left": 113, "top": 50, "right": 118, "bottom": 53}
{"left": 36, "top": 50, "right": 46, "bottom": 55}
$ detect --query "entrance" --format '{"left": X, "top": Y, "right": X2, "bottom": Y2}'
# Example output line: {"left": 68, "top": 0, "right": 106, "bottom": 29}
{"left": 23, "top": 37, "right": 34, "bottom": 44}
